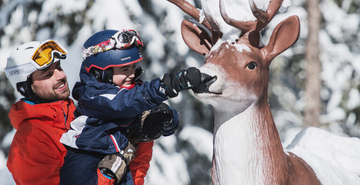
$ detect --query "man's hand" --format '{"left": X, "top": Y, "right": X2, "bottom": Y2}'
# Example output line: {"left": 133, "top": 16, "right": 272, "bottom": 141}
{"left": 97, "top": 142, "right": 136, "bottom": 184}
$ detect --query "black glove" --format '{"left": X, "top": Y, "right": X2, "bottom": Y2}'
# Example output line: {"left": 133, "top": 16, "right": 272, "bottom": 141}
{"left": 161, "top": 105, "right": 179, "bottom": 136}
{"left": 161, "top": 67, "right": 201, "bottom": 98}
{"left": 97, "top": 142, "right": 136, "bottom": 184}
{"left": 142, "top": 103, "right": 175, "bottom": 139}
{"left": 134, "top": 66, "right": 143, "bottom": 81}
{"left": 130, "top": 103, "right": 178, "bottom": 142}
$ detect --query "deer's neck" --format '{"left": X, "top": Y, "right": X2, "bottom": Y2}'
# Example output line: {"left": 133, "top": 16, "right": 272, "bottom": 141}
{"left": 212, "top": 102, "right": 288, "bottom": 185}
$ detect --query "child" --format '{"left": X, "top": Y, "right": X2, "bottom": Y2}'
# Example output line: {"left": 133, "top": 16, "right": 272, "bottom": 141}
{"left": 60, "top": 29, "right": 203, "bottom": 185}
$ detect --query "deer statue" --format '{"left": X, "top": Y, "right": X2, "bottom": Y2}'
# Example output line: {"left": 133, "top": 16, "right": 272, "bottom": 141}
{"left": 166, "top": 0, "right": 360, "bottom": 184}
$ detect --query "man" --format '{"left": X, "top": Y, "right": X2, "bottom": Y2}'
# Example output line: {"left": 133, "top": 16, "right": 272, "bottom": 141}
{"left": 4, "top": 40, "right": 77, "bottom": 185}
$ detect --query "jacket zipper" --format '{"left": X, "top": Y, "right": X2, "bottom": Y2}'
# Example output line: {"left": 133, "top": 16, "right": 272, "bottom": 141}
{"left": 61, "top": 100, "right": 70, "bottom": 131}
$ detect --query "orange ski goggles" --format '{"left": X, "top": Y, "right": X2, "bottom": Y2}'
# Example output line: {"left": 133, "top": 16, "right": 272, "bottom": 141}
{"left": 31, "top": 40, "right": 67, "bottom": 70}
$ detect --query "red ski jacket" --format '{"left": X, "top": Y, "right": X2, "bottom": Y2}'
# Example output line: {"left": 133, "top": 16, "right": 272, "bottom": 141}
{"left": 7, "top": 99, "right": 76, "bottom": 185}
{"left": 7, "top": 97, "right": 154, "bottom": 185}
{"left": 129, "top": 141, "right": 154, "bottom": 185}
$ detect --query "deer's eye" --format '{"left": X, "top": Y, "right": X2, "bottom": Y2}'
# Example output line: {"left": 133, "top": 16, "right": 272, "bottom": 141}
{"left": 246, "top": 62, "right": 257, "bottom": 70}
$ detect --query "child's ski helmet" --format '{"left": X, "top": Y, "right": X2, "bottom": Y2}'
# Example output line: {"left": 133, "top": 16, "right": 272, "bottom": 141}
{"left": 82, "top": 29, "right": 144, "bottom": 83}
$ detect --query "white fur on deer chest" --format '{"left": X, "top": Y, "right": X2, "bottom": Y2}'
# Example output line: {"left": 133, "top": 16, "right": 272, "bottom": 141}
{"left": 213, "top": 107, "right": 266, "bottom": 185}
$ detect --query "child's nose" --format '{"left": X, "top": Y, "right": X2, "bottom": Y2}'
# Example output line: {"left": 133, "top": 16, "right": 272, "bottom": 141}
{"left": 128, "top": 68, "right": 136, "bottom": 78}
{"left": 128, "top": 72, "right": 135, "bottom": 79}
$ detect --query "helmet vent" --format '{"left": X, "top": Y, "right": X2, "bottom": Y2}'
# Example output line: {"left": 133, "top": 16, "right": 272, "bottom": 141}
{"left": 25, "top": 46, "right": 35, "bottom": 50}
{"left": 121, "top": 56, "right": 131, "bottom": 61}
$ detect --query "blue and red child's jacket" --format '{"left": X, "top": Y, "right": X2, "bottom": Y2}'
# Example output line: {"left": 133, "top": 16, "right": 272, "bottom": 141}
{"left": 60, "top": 64, "right": 179, "bottom": 184}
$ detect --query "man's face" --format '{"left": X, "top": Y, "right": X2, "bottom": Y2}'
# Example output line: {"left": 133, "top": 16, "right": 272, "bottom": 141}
{"left": 31, "top": 61, "right": 70, "bottom": 102}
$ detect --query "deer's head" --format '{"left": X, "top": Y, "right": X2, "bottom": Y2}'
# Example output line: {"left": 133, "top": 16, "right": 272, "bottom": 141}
{"left": 171, "top": 0, "right": 300, "bottom": 113}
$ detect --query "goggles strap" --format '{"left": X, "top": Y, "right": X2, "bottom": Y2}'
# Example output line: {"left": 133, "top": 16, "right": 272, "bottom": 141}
{"left": 82, "top": 39, "right": 116, "bottom": 59}
{"left": 5, "top": 62, "right": 37, "bottom": 78}
{"left": 82, "top": 30, "right": 144, "bottom": 59}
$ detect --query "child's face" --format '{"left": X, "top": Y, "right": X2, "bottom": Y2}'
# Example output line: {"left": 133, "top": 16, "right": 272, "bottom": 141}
{"left": 113, "top": 64, "right": 136, "bottom": 87}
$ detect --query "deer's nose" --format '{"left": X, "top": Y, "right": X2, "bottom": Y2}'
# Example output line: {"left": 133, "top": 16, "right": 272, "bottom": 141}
{"left": 192, "top": 73, "right": 220, "bottom": 94}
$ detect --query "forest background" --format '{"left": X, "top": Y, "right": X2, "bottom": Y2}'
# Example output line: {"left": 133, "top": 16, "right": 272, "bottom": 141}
{"left": 0, "top": 0, "right": 359, "bottom": 184}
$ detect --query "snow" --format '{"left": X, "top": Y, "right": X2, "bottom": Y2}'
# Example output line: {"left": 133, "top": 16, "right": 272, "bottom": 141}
{"left": 146, "top": 136, "right": 191, "bottom": 185}
{"left": 232, "top": 43, "right": 251, "bottom": 53}
{"left": 0, "top": 0, "right": 360, "bottom": 184}
{"left": 286, "top": 127, "right": 360, "bottom": 184}
{"left": 0, "top": 130, "right": 14, "bottom": 185}
{"left": 179, "top": 126, "right": 213, "bottom": 161}
{"left": 347, "top": 88, "right": 360, "bottom": 110}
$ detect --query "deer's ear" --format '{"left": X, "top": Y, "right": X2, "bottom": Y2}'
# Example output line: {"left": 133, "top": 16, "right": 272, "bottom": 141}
{"left": 262, "top": 15, "right": 300, "bottom": 64}
{"left": 181, "top": 20, "right": 212, "bottom": 55}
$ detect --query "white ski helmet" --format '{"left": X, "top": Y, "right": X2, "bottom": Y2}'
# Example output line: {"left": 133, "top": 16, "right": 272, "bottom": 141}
{"left": 4, "top": 40, "right": 67, "bottom": 96}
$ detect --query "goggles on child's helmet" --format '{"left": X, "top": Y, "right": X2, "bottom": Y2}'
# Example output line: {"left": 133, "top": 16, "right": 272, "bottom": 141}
{"left": 4, "top": 40, "right": 67, "bottom": 96}
{"left": 82, "top": 29, "right": 144, "bottom": 75}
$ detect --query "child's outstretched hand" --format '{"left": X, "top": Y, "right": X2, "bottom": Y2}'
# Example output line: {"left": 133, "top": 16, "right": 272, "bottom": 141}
{"left": 161, "top": 67, "right": 202, "bottom": 98}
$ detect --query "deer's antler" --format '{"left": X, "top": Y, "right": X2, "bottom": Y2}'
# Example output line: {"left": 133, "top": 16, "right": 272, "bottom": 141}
{"left": 220, "top": 0, "right": 284, "bottom": 33}
{"left": 167, "top": 0, "right": 222, "bottom": 45}
{"left": 167, "top": 0, "right": 212, "bottom": 30}
{"left": 201, "top": 0, "right": 222, "bottom": 44}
